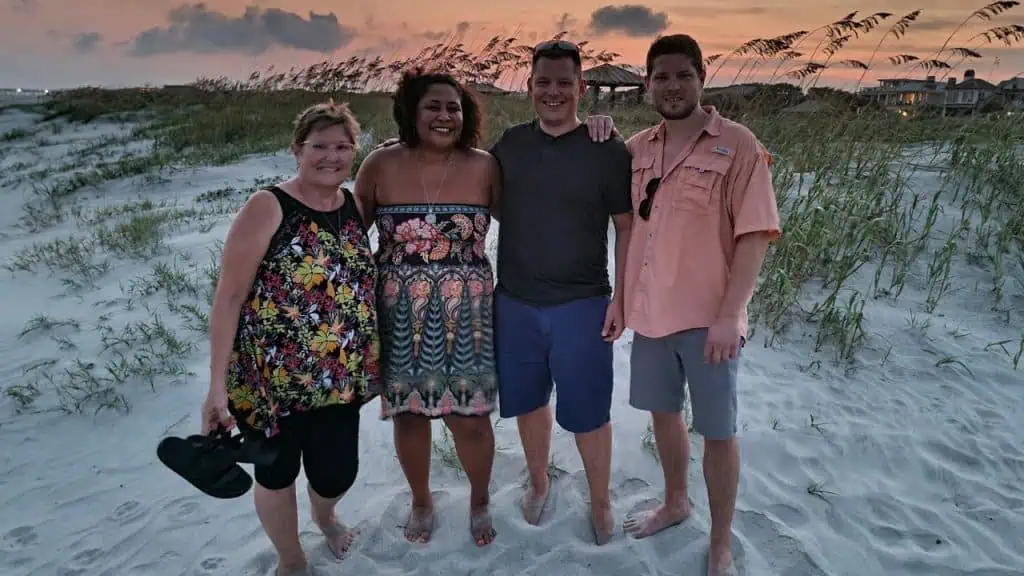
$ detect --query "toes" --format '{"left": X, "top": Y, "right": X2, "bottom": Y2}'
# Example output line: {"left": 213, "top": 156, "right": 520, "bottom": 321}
{"left": 475, "top": 528, "right": 496, "bottom": 546}
{"left": 323, "top": 522, "right": 356, "bottom": 558}
{"left": 404, "top": 508, "right": 434, "bottom": 543}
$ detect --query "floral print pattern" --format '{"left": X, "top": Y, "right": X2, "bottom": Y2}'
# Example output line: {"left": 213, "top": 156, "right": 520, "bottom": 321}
{"left": 227, "top": 187, "right": 380, "bottom": 437}
{"left": 375, "top": 204, "right": 496, "bottom": 419}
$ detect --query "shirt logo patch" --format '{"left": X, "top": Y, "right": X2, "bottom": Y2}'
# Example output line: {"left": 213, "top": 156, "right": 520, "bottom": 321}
{"left": 711, "top": 145, "right": 732, "bottom": 156}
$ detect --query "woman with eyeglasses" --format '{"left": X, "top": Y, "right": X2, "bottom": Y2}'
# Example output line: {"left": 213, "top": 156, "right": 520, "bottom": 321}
{"left": 202, "top": 102, "right": 379, "bottom": 575}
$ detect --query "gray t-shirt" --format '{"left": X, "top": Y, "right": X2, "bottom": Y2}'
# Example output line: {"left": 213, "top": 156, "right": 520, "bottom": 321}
{"left": 489, "top": 120, "right": 632, "bottom": 305}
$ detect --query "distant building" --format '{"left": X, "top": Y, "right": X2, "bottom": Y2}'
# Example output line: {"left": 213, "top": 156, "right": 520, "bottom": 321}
{"left": 997, "top": 76, "right": 1024, "bottom": 109}
{"left": 944, "top": 70, "right": 998, "bottom": 110}
{"left": 582, "top": 63, "right": 645, "bottom": 105}
{"left": 859, "top": 69, "right": 1000, "bottom": 114}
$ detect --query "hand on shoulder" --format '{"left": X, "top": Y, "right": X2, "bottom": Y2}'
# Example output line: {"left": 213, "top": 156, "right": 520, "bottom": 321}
{"left": 373, "top": 137, "right": 401, "bottom": 150}
{"left": 583, "top": 114, "right": 620, "bottom": 142}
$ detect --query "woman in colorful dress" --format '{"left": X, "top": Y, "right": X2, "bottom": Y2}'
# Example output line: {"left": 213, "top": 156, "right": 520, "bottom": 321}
{"left": 353, "top": 69, "right": 499, "bottom": 547}
{"left": 201, "top": 101, "right": 379, "bottom": 576}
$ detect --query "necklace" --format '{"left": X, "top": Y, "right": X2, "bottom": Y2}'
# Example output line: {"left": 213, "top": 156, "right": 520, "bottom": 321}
{"left": 322, "top": 197, "right": 343, "bottom": 240}
{"left": 418, "top": 151, "right": 454, "bottom": 225}
{"left": 299, "top": 184, "right": 344, "bottom": 240}
{"left": 323, "top": 190, "right": 344, "bottom": 241}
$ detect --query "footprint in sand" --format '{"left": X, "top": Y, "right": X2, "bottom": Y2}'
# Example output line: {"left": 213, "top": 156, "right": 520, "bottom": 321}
{"left": 762, "top": 503, "right": 808, "bottom": 529}
{"left": 611, "top": 477, "right": 651, "bottom": 505}
{"left": 196, "top": 556, "right": 227, "bottom": 573}
{"left": 1, "top": 526, "right": 38, "bottom": 550}
{"left": 734, "top": 509, "right": 826, "bottom": 575}
{"left": 123, "top": 551, "right": 183, "bottom": 575}
{"left": 109, "top": 500, "right": 147, "bottom": 525}
{"left": 163, "top": 497, "right": 202, "bottom": 523}
{"left": 57, "top": 547, "right": 104, "bottom": 576}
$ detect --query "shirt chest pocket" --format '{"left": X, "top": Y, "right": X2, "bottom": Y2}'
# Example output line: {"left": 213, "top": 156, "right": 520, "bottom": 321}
{"left": 672, "top": 154, "right": 731, "bottom": 214}
{"left": 631, "top": 154, "right": 655, "bottom": 207}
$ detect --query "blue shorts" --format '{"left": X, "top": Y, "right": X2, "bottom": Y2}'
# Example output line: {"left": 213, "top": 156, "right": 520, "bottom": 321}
{"left": 493, "top": 291, "right": 613, "bottom": 434}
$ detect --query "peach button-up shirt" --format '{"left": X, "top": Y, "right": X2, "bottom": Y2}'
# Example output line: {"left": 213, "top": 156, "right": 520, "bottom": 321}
{"left": 623, "top": 106, "right": 781, "bottom": 340}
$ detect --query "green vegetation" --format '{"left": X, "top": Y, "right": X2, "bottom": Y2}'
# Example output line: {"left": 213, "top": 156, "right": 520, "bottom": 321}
{"left": 1, "top": 2, "right": 1022, "bottom": 419}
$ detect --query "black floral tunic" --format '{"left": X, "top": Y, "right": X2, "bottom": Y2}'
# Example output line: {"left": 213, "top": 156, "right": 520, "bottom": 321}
{"left": 226, "top": 186, "right": 380, "bottom": 437}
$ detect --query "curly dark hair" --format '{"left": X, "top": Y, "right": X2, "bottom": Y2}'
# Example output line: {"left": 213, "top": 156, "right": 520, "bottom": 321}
{"left": 392, "top": 67, "right": 483, "bottom": 149}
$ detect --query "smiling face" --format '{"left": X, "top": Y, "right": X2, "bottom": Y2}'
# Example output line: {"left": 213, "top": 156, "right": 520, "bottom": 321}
{"left": 293, "top": 122, "right": 356, "bottom": 188}
{"left": 415, "top": 82, "right": 463, "bottom": 150}
{"left": 529, "top": 56, "right": 586, "bottom": 128}
{"left": 646, "top": 53, "right": 704, "bottom": 120}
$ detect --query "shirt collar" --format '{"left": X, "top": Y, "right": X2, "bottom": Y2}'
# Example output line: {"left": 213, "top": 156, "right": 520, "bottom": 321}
{"left": 647, "top": 105, "right": 722, "bottom": 141}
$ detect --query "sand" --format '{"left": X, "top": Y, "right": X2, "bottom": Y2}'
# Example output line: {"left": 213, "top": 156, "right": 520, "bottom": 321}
{"left": 1, "top": 107, "right": 1023, "bottom": 576}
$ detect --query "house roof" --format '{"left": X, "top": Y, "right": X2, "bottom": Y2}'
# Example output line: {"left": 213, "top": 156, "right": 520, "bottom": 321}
{"left": 997, "top": 77, "right": 1024, "bottom": 90}
{"left": 951, "top": 78, "right": 997, "bottom": 90}
{"left": 876, "top": 78, "right": 932, "bottom": 83}
{"left": 582, "top": 63, "right": 644, "bottom": 87}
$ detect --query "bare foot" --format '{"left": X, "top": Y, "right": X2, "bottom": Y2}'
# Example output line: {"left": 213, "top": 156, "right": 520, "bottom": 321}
{"left": 521, "top": 477, "right": 550, "bottom": 525}
{"left": 708, "top": 547, "right": 736, "bottom": 576}
{"left": 623, "top": 501, "right": 691, "bottom": 539}
{"left": 591, "top": 503, "right": 615, "bottom": 545}
{"left": 320, "top": 520, "right": 356, "bottom": 560}
{"left": 404, "top": 505, "right": 435, "bottom": 543}
{"left": 470, "top": 506, "right": 496, "bottom": 546}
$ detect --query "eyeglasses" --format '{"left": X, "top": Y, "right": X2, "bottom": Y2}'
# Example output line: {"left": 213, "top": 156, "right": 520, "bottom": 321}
{"left": 302, "top": 141, "right": 355, "bottom": 153}
{"left": 638, "top": 177, "right": 661, "bottom": 220}
{"left": 533, "top": 39, "right": 580, "bottom": 54}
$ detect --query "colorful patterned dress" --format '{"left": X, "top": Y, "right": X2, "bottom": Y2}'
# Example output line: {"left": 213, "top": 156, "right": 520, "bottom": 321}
{"left": 226, "top": 186, "right": 380, "bottom": 438}
{"left": 374, "top": 204, "right": 497, "bottom": 419}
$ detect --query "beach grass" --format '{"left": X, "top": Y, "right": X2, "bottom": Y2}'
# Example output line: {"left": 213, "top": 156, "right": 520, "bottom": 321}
{"left": 2, "top": 7, "right": 1024, "bottom": 575}
{"left": 2, "top": 2, "right": 1023, "bottom": 421}
{"left": 5, "top": 85, "right": 1023, "bottom": 416}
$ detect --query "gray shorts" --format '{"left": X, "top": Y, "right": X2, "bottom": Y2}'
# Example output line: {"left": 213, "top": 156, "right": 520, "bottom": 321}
{"left": 629, "top": 328, "right": 739, "bottom": 440}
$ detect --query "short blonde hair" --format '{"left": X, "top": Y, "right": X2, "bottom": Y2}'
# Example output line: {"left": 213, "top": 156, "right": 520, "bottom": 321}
{"left": 291, "top": 101, "right": 360, "bottom": 148}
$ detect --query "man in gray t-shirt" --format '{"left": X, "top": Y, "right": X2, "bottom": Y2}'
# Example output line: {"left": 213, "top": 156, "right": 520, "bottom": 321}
{"left": 489, "top": 39, "right": 633, "bottom": 545}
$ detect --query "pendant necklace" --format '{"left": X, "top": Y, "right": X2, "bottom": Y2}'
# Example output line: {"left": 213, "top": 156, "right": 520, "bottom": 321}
{"left": 419, "top": 151, "right": 454, "bottom": 225}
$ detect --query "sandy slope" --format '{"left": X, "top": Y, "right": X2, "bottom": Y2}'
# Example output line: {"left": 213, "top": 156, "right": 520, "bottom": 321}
{"left": 0, "top": 109, "right": 1022, "bottom": 576}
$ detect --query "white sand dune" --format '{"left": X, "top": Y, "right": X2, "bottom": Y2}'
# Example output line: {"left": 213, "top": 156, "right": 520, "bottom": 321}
{"left": 1, "top": 108, "right": 1022, "bottom": 576}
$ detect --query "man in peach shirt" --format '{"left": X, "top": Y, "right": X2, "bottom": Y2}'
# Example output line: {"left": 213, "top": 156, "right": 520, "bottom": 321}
{"left": 620, "top": 34, "right": 781, "bottom": 576}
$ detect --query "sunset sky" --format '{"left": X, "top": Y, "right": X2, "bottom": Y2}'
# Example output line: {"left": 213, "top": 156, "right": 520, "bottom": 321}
{"left": 2, "top": 0, "right": 1021, "bottom": 90}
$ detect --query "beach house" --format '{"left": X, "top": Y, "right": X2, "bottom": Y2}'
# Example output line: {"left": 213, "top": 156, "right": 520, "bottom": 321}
{"left": 943, "top": 70, "right": 998, "bottom": 112}
{"left": 859, "top": 69, "right": 999, "bottom": 114}
{"left": 997, "top": 76, "right": 1024, "bottom": 110}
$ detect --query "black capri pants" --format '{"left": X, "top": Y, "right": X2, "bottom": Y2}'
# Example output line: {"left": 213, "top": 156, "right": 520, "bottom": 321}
{"left": 251, "top": 402, "right": 360, "bottom": 499}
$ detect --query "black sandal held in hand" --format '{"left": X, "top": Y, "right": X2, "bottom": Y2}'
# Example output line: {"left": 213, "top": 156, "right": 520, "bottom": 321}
{"left": 157, "top": 425, "right": 279, "bottom": 499}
